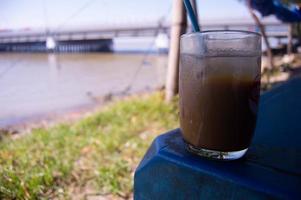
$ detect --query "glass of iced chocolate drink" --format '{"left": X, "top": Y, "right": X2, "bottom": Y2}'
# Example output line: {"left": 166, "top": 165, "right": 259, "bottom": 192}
{"left": 179, "top": 30, "right": 261, "bottom": 160}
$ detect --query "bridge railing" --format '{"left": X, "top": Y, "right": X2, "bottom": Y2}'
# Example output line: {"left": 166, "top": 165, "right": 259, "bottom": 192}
{"left": 0, "top": 22, "right": 289, "bottom": 44}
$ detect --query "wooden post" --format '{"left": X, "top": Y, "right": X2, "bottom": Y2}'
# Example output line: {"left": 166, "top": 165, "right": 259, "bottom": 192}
{"left": 287, "top": 23, "right": 293, "bottom": 55}
{"left": 165, "top": 0, "right": 187, "bottom": 102}
{"left": 247, "top": 0, "right": 274, "bottom": 69}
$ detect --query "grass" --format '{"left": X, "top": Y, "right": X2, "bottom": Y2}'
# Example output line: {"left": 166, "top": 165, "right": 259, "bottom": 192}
{"left": 0, "top": 92, "right": 179, "bottom": 199}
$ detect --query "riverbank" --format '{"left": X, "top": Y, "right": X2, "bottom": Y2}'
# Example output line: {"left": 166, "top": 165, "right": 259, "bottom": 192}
{"left": 0, "top": 92, "right": 178, "bottom": 199}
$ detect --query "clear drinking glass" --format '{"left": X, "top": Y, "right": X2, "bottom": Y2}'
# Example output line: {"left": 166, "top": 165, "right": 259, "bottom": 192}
{"left": 179, "top": 30, "right": 261, "bottom": 160}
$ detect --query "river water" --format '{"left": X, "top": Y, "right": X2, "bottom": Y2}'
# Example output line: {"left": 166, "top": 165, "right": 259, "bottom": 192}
{"left": 0, "top": 53, "right": 167, "bottom": 128}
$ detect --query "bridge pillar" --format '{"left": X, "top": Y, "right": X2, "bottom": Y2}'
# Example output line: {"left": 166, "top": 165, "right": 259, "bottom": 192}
{"left": 46, "top": 36, "right": 56, "bottom": 51}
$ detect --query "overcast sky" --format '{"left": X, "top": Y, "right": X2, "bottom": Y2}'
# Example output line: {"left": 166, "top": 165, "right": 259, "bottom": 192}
{"left": 0, "top": 0, "right": 278, "bottom": 31}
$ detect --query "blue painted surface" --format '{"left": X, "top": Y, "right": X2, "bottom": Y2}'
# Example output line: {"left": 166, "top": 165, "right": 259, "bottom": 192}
{"left": 250, "top": 0, "right": 301, "bottom": 23}
{"left": 134, "top": 77, "right": 301, "bottom": 200}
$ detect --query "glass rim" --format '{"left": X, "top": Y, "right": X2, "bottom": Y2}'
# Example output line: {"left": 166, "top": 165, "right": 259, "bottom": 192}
{"left": 181, "top": 30, "right": 261, "bottom": 39}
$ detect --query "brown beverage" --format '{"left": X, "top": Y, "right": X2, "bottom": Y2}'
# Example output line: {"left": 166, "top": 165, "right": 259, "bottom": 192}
{"left": 179, "top": 54, "right": 261, "bottom": 152}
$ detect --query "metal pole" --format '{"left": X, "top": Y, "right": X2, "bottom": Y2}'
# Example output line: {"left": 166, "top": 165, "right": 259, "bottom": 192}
{"left": 165, "top": 0, "right": 187, "bottom": 102}
{"left": 287, "top": 23, "right": 293, "bottom": 55}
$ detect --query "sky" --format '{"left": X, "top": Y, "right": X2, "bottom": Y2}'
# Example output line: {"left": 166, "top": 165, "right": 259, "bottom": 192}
{"left": 0, "top": 0, "right": 279, "bottom": 31}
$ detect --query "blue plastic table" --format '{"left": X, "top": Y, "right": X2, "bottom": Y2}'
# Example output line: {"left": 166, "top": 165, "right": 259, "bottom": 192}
{"left": 134, "top": 77, "right": 301, "bottom": 200}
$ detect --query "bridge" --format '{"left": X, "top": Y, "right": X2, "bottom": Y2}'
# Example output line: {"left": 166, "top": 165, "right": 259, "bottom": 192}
{"left": 0, "top": 21, "right": 290, "bottom": 52}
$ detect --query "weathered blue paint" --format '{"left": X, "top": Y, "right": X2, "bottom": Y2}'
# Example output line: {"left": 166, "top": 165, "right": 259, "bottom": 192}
{"left": 134, "top": 77, "right": 301, "bottom": 200}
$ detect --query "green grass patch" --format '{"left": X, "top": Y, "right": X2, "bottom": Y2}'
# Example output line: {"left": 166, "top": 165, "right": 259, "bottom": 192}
{"left": 0, "top": 92, "right": 178, "bottom": 199}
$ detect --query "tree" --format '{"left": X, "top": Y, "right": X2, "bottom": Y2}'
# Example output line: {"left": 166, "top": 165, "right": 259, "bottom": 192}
{"left": 281, "top": 0, "right": 301, "bottom": 54}
{"left": 246, "top": 0, "right": 275, "bottom": 69}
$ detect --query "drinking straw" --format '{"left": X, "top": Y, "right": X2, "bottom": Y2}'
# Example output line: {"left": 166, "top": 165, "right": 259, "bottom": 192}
{"left": 183, "top": 0, "right": 200, "bottom": 32}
